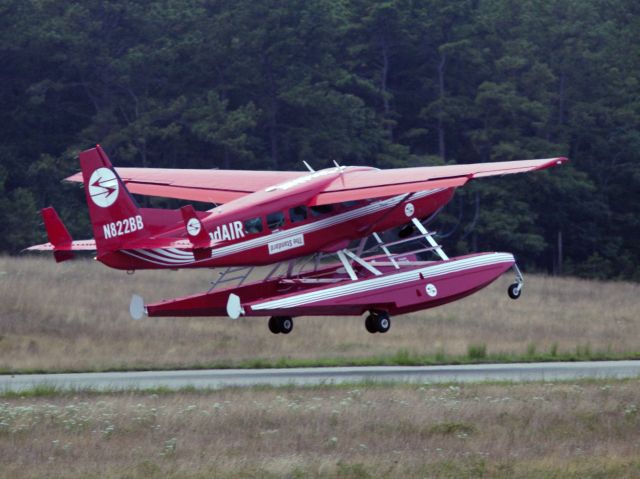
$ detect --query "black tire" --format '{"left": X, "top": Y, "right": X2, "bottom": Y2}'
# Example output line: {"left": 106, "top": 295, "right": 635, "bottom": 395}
{"left": 365, "top": 314, "right": 378, "bottom": 334}
{"left": 279, "top": 316, "right": 294, "bottom": 334}
{"left": 268, "top": 316, "right": 281, "bottom": 334}
{"left": 508, "top": 283, "right": 521, "bottom": 300}
{"left": 376, "top": 312, "right": 391, "bottom": 333}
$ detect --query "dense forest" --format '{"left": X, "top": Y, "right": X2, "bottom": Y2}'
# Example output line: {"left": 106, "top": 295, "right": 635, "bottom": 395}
{"left": 0, "top": 0, "right": 638, "bottom": 279}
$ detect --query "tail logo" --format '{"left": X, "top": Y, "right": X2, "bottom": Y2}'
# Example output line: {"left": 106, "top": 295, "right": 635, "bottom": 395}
{"left": 187, "top": 218, "right": 202, "bottom": 236}
{"left": 88, "top": 167, "right": 119, "bottom": 208}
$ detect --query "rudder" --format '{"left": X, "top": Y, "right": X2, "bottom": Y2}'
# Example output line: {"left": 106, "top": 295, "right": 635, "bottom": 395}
{"left": 80, "top": 145, "right": 147, "bottom": 252}
{"left": 41, "top": 207, "right": 74, "bottom": 262}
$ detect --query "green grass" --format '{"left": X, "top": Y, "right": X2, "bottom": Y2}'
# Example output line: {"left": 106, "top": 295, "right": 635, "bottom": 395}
{"left": 1, "top": 380, "right": 639, "bottom": 478}
{"left": 4, "top": 376, "right": 639, "bottom": 399}
{"left": 1, "top": 345, "right": 639, "bottom": 376}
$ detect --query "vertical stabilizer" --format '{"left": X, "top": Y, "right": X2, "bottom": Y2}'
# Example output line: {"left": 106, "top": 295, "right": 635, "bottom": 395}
{"left": 41, "top": 207, "right": 74, "bottom": 262}
{"left": 80, "top": 145, "right": 148, "bottom": 252}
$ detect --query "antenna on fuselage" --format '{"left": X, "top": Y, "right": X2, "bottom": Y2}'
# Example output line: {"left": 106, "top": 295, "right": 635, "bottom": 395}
{"left": 332, "top": 159, "right": 346, "bottom": 186}
{"left": 332, "top": 159, "right": 346, "bottom": 173}
{"left": 302, "top": 160, "right": 315, "bottom": 172}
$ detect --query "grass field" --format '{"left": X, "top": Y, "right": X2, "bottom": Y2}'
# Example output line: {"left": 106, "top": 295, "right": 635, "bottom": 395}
{"left": 1, "top": 256, "right": 639, "bottom": 372}
{"left": 1, "top": 380, "right": 639, "bottom": 478}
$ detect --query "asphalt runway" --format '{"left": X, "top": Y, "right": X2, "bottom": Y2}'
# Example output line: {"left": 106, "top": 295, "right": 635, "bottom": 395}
{"left": 1, "top": 361, "right": 639, "bottom": 393}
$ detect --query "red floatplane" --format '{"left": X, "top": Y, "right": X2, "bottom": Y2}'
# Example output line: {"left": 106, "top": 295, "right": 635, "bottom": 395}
{"left": 28, "top": 146, "right": 567, "bottom": 334}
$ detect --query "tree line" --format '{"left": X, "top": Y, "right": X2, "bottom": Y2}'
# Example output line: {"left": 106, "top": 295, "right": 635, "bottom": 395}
{"left": 1, "top": 0, "right": 638, "bottom": 279}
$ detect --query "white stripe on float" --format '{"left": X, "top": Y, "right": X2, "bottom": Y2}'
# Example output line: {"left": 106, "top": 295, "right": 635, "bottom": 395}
{"left": 251, "top": 253, "right": 514, "bottom": 310}
{"left": 252, "top": 255, "right": 511, "bottom": 310}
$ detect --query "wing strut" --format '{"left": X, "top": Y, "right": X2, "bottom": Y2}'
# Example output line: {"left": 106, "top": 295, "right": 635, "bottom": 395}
{"left": 373, "top": 232, "right": 399, "bottom": 269}
{"left": 337, "top": 250, "right": 357, "bottom": 280}
{"left": 337, "top": 248, "right": 382, "bottom": 281}
{"left": 411, "top": 218, "right": 449, "bottom": 261}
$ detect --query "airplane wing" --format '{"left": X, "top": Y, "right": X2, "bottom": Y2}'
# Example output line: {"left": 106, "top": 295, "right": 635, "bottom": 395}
{"left": 308, "top": 157, "right": 568, "bottom": 205}
{"left": 65, "top": 157, "right": 567, "bottom": 205}
{"left": 65, "top": 168, "right": 308, "bottom": 204}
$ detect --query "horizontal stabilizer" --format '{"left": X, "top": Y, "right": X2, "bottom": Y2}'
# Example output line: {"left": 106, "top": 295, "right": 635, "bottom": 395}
{"left": 125, "top": 236, "right": 219, "bottom": 251}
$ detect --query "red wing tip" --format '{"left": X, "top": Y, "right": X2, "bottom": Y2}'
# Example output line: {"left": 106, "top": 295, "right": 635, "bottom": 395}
{"left": 538, "top": 157, "right": 568, "bottom": 168}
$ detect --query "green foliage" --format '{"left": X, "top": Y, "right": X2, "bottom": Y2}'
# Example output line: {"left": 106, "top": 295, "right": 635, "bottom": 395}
{"left": 0, "top": 0, "right": 638, "bottom": 278}
{"left": 467, "top": 343, "right": 488, "bottom": 360}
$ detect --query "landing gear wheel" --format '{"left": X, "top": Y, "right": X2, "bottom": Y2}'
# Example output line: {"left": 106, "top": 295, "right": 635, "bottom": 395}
{"left": 365, "top": 311, "right": 391, "bottom": 333}
{"left": 508, "top": 283, "right": 522, "bottom": 300}
{"left": 365, "top": 314, "right": 378, "bottom": 334}
{"left": 278, "top": 316, "right": 293, "bottom": 334}
{"left": 268, "top": 316, "right": 293, "bottom": 334}
{"left": 268, "top": 316, "right": 281, "bottom": 334}
{"left": 376, "top": 312, "right": 391, "bottom": 333}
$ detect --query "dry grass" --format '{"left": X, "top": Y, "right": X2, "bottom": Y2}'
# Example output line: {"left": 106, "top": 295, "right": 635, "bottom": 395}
{"left": 1, "top": 256, "right": 640, "bottom": 372}
{"left": 0, "top": 380, "right": 639, "bottom": 478}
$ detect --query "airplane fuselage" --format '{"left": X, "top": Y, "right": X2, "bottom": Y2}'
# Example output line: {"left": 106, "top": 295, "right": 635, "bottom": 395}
{"left": 98, "top": 168, "right": 455, "bottom": 270}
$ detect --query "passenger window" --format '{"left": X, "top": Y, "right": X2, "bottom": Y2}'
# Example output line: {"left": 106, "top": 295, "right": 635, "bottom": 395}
{"left": 341, "top": 200, "right": 361, "bottom": 208}
{"left": 267, "top": 211, "right": 285, "bottom": 230}
{"left": 289, "top": 206, "right": 307, "bottom": 223}
{"left": 244, "top": 217, "right": 263, "bottom": 234}
{"left": 309, "top": 204, "right": 334, "bottom": 217}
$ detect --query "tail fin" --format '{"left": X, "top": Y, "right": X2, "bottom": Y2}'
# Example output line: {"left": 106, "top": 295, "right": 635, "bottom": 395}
{"left": 42, "top": 207, "right": 74, "bottom": 262}
{"left": 42, "top": 207, "right": 73, "bottom": 246}
{"left": 80, "top": 145, "right": 147, "bottom": 252}
{"left": 25, "top": 207, "right": 96, "bottom": 261}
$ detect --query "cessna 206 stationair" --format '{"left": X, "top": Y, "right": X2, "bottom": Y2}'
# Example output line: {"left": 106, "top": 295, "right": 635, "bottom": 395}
{"left": 28, "top": 145, "right": 567, "bottom": 334}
